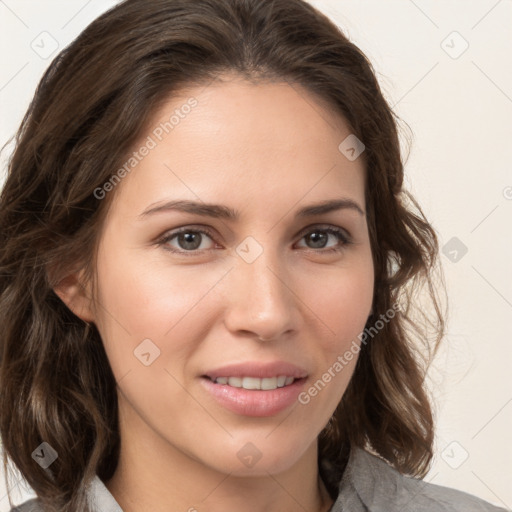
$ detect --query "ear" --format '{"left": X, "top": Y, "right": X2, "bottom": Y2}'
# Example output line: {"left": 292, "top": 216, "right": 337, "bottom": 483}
{"left": 52, "top": 270, "right": 95, "bottom": 323}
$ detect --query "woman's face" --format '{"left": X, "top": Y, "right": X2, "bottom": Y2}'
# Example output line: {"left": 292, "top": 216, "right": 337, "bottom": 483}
{"left": 86, "top": 76, "right": 374, "bottom": 476}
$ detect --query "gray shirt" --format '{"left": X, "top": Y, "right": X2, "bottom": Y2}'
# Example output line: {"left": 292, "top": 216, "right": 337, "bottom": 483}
{"left": 11, "top": 446, "right": 510, "bottom": 512}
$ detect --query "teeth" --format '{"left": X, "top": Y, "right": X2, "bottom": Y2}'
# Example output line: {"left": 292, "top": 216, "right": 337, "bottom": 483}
{"left": 213, "top": 375, "right": 296, "bottom": 390}
{"left": 242, "top": 377, "right": 262, "bottom": 390}
{"left": 228, "top": 377, "right": 242, "bottom": 388}
{"left": 261, "top": 377, "right": 277, "bottom": 390}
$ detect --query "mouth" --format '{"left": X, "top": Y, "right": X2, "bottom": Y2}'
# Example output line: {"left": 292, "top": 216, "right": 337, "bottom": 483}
{"left": 202, "top": 375, "right": 303, "bottom": 390}
{"left": 199, "top": 361, "right": 309, "bottom": 416}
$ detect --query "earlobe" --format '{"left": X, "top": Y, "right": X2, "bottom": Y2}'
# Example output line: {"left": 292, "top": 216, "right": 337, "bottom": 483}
{"left": 52, "top": 271, "right": 95, "bottom": 323}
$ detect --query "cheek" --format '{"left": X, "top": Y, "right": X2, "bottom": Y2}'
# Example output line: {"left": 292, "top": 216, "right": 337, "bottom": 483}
{"left": 299, "top": 256, "right": 374, "bottom": 353}
{"left": 92, "top": 243, "right": 227, "bottom": 378}
{"left": 294, "top": 261, "right": 373, "bottom": 431}
{"left": 298, "top": 261, "right": 373, "bottom": 410}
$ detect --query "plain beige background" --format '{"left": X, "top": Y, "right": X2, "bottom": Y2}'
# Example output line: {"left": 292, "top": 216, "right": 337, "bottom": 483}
{"left": 0, "top": 0, "right": 511, "bottom": 510}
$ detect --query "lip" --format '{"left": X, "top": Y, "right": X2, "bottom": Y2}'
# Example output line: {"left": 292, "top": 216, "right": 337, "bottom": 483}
{"left": 200, "top": 361, "right": 309, "bottom": 417}
{"left": 200, "top": 376, "right": 307, "bottom": 417}
{"left": 202, "top": 361, "right": 309, "bottom": 380}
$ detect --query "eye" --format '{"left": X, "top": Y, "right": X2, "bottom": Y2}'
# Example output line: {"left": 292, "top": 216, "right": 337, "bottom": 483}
{"left": 157, "top": 226, "right": 217, "bottom": 255}
{"left": 157, "top": 224, "right": 352, "bottom": 256}
{"left": 295, "top": 225, "right": 352, "bottom": 253}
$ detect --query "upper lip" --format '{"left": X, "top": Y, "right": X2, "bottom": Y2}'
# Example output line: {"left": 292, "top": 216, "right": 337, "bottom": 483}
{"left": 203, "top": 361, "right": 309, "bottom": 380}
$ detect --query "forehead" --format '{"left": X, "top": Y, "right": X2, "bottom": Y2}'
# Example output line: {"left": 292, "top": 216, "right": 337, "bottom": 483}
{"left": 108, "top": 77, "right": 366, "bottom": 218}
{"left": 161, "top": 75, "right": 355, "bottom": 157}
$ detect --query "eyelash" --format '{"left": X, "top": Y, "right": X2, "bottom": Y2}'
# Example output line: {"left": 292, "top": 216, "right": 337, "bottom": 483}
{"left": 156, "top": 224, "right": 353, "bottom": 256}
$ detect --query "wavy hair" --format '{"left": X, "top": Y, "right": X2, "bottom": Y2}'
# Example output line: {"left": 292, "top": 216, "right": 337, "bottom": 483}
{"left": 0, "top": 0, "right": 446, "bottom": 510}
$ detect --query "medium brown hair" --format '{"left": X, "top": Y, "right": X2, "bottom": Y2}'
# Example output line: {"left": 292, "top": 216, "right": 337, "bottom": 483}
{"left": 0, "top": 0, "right": 446, "bottom": 510}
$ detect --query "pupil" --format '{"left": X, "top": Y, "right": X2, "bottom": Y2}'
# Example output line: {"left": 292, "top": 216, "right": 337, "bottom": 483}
{"left": 308, "top": 232, "right": 327, "bottom": 248}
{"left": 179, "top": 232, "right": 201, "bottom": 250}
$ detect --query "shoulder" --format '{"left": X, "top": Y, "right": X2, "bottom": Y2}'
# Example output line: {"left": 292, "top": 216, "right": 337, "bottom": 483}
{"left": 334, "top": 446, "right": 510, "bottom": 512}
{"left": 7, "top": 475, "right": 123, "bottom": 512}
{"left": 7, "top": 474, "right": 122, "bottom": 512}
{"left": 9, "top": 498, "right": 43, "bottom": 512}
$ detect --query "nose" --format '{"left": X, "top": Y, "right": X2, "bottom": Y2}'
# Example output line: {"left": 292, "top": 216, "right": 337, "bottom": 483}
{"left": 222, "top": 247, "right": 299, "bottom": 342}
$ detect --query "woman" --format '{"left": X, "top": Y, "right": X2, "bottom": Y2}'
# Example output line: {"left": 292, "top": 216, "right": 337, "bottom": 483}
{"left": 0, "top": 1, "right": 507, "bottom": 511}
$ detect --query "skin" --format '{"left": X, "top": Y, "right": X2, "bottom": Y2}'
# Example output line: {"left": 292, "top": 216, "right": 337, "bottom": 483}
{"left": 55, "top": 74, "right": 374, "bottom": 512}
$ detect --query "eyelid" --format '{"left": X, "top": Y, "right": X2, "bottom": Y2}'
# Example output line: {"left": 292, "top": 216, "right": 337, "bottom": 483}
{"left": 295, "top": 223, "right": 351, "bottom": 240}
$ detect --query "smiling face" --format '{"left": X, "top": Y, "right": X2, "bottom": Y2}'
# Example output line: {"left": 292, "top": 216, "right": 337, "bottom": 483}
{"left": 72, "top": 75, "right": 374, "bottom": 479}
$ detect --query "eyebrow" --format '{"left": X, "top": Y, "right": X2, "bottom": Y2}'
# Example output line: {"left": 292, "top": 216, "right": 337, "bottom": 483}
{"left": 138, "top": 197, "right": 365, "bottom": 220}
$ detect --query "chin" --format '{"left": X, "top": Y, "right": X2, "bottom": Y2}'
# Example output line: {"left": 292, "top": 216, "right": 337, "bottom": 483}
{"left": 203, "top": 433, "right": 313, "bottom": 477}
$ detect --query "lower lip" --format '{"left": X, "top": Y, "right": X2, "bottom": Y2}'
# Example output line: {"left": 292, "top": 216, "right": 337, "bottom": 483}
{"left": 200, "top": 377, "right": 306, "bottom": 417}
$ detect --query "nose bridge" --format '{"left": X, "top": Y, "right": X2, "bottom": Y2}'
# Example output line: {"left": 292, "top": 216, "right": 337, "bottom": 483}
{"left": 224, "top": 240, "right": 296, "bottom": 339}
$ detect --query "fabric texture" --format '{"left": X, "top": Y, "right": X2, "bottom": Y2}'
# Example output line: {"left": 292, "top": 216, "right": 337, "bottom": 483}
{"left": 10, "top": 446, "right": 510, "bottom": 512}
